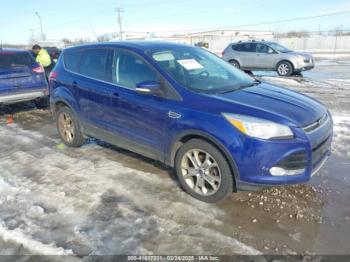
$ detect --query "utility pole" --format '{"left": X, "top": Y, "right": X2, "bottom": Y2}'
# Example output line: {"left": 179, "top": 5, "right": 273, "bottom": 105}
{"left": 35, "top": 12, "right": 44, "bottom": 41}
{"left": 116, "top": 8, "right": 123, "bottom": 40}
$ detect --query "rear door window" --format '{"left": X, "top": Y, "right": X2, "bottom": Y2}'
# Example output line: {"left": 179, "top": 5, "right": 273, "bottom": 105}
{"left": 64, "top": 50, "right": 82, "bottom": 72}
{"left": 79, "top": 49, "right": 109, "bottom": 81}
{"left": 0, "top": 52, "right": 34, "bottom": 68}
{"left": 239, "top": 43, "right": 256, "bottom": 52}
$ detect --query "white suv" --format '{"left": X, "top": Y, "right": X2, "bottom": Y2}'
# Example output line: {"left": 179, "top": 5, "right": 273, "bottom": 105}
{"left": 222, "top": 40, "right": 314, "bottom": 76}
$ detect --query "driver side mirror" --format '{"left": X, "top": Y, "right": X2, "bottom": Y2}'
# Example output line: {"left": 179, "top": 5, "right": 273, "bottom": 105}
{"left": 135, "top": 80, "right": 162, "bottom": 96}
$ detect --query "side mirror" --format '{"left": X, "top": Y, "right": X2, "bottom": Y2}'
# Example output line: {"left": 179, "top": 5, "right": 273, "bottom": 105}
{"left": 135, "top": 80, "right": 162, "bottom": 96}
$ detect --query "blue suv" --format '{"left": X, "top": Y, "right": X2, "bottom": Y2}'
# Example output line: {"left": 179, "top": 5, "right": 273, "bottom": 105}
{"left": 0, "top": 49, "right": 48, "bottom": 107}
{"left": 49, "top": 42, "right": 333, "bottom": 203}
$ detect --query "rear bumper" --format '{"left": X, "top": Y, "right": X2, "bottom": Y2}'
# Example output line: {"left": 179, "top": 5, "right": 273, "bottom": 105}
{"left": 0, "top": 90, "right": 47, "bottom": 104}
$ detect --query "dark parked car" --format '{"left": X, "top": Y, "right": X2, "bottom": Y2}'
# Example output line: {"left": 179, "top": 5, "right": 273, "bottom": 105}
{"left": 44, "top": 46, "right": 61, "bottom": 62}
{"left": 0, "top": 48, "right": 48, "bottom": 107}
{"left": 49, "top": 41, "right": 333, "bottom": 203}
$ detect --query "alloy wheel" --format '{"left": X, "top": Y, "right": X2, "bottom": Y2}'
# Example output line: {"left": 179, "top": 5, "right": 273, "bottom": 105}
{"left": 180, "top": 149, "right": 222, "bottom": 196}
{"left": 58, "top": 113, "right": 75, "bottom": 143}
{"left": 278, "top": 63, "right": 290, "bottom": 76}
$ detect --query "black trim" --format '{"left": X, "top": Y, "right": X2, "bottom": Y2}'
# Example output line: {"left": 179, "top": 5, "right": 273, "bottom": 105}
{"left": 275, "top": 151, "right": 308, "bottom": 170}
{"left": 82, "top": 122, "right": 162, "bottom": 162}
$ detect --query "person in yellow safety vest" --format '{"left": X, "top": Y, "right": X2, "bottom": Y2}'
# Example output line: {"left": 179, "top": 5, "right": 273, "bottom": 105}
{"left": 32, "top": 44, "right": 53, "bottom": 78}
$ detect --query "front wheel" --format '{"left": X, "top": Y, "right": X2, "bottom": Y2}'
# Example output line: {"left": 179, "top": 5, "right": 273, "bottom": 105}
{"left": 175, "top": 139, "right": 234, "bottom": 203}
{"left": 277, "top": 61, "right": 293, "bottom": 76}
{"left": 56, "top": 106, "right": 85, "bottom": 147}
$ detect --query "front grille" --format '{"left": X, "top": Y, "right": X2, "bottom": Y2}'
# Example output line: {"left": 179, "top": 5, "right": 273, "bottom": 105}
{"left": 304, "top": 59, "right": 311, "bottom": 63}
{"left": 312, "top": 137, "right": 331, "bottom": 168}
{"left": 276, "top": 151, "right": 308, "bottom": 170}
{"left": 303, "top": 113, "right": 329, "bottom": 133}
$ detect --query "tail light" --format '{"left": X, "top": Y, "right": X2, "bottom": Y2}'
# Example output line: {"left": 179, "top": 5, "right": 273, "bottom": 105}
{"left": 49, "top": 71, "right": 58, "bottom": 81}
{"left": 32, "top": 66, "right": 45, "bottom": 73}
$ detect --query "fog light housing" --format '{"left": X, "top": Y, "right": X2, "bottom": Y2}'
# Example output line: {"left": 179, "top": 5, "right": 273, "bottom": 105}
{"left": 269, "top": 167, "right": 305, "bottom": 176}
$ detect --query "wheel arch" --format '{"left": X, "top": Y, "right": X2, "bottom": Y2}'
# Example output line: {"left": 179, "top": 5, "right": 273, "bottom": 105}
{"left": 50, "top": 86, "right": 79, "bottom": 117}
{"left": 229, "top": 58, "right": 240, "bottom": 67}
{"left": 167, "top": 130, "right": 239, "bottom": 191}
{"left": 52, "top": 99, "right": 74, "bottom": 118}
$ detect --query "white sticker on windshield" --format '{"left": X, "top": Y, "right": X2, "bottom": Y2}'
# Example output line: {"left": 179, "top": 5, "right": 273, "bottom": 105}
{"left": 177, "top": 59, "right": 204, "bottom": 70}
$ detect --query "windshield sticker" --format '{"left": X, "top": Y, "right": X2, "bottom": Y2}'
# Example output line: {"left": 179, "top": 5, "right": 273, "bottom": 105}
{"left": 177, "top": 59, "right": 204, "bottom": 70}
{"left": 153, "top": 52, "right": 175, "bottom": 62}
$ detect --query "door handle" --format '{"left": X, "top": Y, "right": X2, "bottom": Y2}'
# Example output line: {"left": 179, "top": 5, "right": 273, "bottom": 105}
{"left": 72, "top": 81, "right": 78, "bottom": 88}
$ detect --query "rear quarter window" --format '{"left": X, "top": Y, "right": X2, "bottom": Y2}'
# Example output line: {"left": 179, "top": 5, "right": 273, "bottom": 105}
{"left": 232, "top": 44, "right": 240, "bottom": 51}
{"left": 0, "top": 52, "right": 34, "bottom": 68}
{"left": 64, "top": 50, "right": 83, "bottom": 73}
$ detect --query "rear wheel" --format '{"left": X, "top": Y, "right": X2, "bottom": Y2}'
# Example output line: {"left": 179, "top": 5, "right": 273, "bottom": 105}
{"left": 56, "top": 106, "right": 85, "bottom": 147}
{"left": 175, "top": 139, "right": 234, "bottom": 203}
{"left": 277, "top": 61, "right": 293, "bottom": 76}
{"left": 229, "top": 60, "right": 240, "bottom": 69}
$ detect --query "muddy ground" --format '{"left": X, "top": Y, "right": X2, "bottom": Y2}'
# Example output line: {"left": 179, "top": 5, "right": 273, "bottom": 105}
{"left": 0, "top": 58, "right": 349, "bottom": 257}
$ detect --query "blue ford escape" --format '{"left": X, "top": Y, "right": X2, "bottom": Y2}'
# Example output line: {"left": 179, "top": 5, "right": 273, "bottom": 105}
{"left": 49, "top": 42, "right": 333, "bottom": 203}
{"left": 0, "top": 49, "right": 48, "bottom": 107}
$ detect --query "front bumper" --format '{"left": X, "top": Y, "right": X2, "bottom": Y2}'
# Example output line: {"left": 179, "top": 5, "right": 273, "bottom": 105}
{"left": 0, "top": 89, "right": 47, "bottom": 105}
{"left": 294, "top": 59, "right": 315, "bottom": 72}
{"left": 231, "top": 114, "right": 333, "bottom": 190}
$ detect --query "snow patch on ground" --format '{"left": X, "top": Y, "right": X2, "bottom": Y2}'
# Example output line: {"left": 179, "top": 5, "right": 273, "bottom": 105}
{"left": 332, "top": 115, "right": 350, "bottom": 159}
{"left": 0, "top": 223, "right": 73, "bottom": 255}
{"left": 0, "top": 124, "right": 259, "bottom": 255}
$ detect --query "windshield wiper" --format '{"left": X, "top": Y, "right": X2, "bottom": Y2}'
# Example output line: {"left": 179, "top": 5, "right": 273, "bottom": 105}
{"left": 218, "top": 80, "right": 261, "bottom": 94}
{"left": 239, "top": 80, "right": 261, "bottom": 88}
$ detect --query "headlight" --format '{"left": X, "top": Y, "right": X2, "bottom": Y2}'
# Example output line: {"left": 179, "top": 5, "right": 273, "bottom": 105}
{"left": 222, "top": 113, "right": 294, "bottom": 140}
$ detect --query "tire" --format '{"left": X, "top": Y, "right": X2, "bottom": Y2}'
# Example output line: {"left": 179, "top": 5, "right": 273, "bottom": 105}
{"left": 276, "top": 61, "right": 293, "bottom": 76}
{"left": 56, "top": 106, "right": 85, "bottom": 147}
{"left": 229, "top": 60, "right": 240, "bottom": 69}
{"left": 34, "top": 97, "right": 49, "bottom": 109}
{"left": 175, "top": 139, "right": 234, "bottom": 203}
{"left": 244, "top": 70, "right": 254, "bottom": 76}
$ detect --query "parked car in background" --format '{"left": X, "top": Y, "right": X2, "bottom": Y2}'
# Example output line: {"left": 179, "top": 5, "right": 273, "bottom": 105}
{"left": 50, "top": 41, "right": 332, "bottom": 203}
{"left": 222, "top": 40, "right": 315, "bottom": 76}
{"left": 0, "top": 48, "right": 48, "bottom": 107}
{"left": 44, "top": 46, "right": 62, "bottom": 63}
{"left": 195, "top": 42, "right": 209, "bottom": 49}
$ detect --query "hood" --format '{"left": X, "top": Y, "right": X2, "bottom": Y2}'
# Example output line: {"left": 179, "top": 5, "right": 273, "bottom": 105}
{"left": 289, "top": 51, "right": 313, "bottom": 59}
{"left": 213, "top": 82, "right": 326, "bottom": 127}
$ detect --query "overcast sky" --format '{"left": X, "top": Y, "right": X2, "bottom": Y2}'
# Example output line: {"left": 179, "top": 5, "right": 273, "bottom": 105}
{"left": 1, "top": 0, "right": 350, "bottom": 44}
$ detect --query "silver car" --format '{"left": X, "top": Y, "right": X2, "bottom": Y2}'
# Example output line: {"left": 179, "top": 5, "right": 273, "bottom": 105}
{"left": 222, "top": 40, "right": 315, "bottom": 76}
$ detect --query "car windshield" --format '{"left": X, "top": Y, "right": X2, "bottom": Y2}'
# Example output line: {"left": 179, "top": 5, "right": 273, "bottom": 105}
{"left": 268, "top": 43, "right": 291, "bottom": 53}
{"left": 150, "top": 47, "right": 256, "bottom": 94}
{"left": 0, "top": 52, "right": 34, "bottom": 68}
